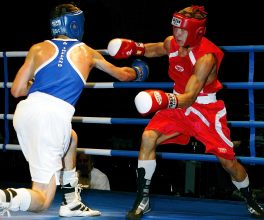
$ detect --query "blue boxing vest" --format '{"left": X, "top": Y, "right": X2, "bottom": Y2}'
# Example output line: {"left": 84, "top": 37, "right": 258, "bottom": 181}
{"left": 28, "top": 38, "right": 86, "bottom": 106}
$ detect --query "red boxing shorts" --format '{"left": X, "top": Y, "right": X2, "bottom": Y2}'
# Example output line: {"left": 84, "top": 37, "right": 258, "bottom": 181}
{"left": 145, "top": 100, "right": 235, "bottom": 160}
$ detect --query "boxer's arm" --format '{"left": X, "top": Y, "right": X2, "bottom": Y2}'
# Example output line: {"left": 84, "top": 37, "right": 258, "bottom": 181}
{"left": 177, "top": 53, "right": 216, "bottom": 108}
{"left": 92, "top": 49, "right": 144, "bottom": 81}
{"left": 11, "top": 45, "right": 36, "bottom": 97}
{"left": 143, "top": 36, "right": 172, "bottom": 57}
{"left": 107, "top": 36, "right": 172, "bottom": 59}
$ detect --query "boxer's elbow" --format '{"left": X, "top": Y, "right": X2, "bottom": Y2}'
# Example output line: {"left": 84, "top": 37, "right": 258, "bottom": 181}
{"left": 11, "top": 86, "right": 27, "bottom": 98}
{"left": 11, "top": 86, "right": 19, "bottom": 97}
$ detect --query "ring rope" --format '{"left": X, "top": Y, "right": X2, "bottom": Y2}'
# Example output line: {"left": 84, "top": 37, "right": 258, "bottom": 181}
{"left": 1, "top": 45, "right": 264, "bottom": 162}
{"left": 1, "top": 82, "right": 264, "bottom": 89}
{"left": 0, "top": 114, "right": 263, "bottom": 127}
{"left": 1, "top": 144, "right": 264, "bottom": 165}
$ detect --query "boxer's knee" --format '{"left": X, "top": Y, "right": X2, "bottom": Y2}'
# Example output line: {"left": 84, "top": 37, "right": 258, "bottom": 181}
{"left": 219, "top": 157, "right": 236, "bottom": 171}
{"left": 142, "top": 130, "right": 159, "bottom": 144}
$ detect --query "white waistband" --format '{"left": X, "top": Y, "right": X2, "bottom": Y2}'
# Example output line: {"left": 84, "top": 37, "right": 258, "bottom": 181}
{"left": 173, "top": 90, "right": 217, "bottom": 104}
{"left": 28, "top": 92, "right": 75, "bottom": 115}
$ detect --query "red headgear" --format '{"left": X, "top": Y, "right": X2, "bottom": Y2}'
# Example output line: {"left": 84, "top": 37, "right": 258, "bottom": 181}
{"left": 171, "top": 7, "right": 207, "bottom": 47}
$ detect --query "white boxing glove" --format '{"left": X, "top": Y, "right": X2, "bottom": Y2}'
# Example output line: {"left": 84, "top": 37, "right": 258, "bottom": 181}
{"left": 134, "top": 90, "right": 178, "bottom": 116}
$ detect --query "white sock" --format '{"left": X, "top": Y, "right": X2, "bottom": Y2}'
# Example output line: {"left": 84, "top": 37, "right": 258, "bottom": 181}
{"left": 138, "top": 160, "right": 156, "bottom": 180}
{"left": 232, "top": 175, "right": 249, "bottom": 190}
{"left": 61, "top": 168, "right": 80, "bottom": 204}
{"left": 6, "top": 188, "right": 31, "bottom": 211}
{"left": 61, "top": 168, "right": 78, "bottom": 187}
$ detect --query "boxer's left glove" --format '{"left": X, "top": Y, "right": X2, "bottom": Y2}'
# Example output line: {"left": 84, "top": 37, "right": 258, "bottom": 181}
{"left": 107, "top": 38, "right": 145, "bottom": 59}
{"left": 131, "top": 59, "right": 149, "bottom": 82}
{"left": 134, "top": 90, "right": 178, "bottom": 116}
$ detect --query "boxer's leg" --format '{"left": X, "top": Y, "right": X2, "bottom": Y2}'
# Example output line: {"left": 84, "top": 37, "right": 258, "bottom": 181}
{"left": 59, "top": 130, "right": 101, "bottom": 217}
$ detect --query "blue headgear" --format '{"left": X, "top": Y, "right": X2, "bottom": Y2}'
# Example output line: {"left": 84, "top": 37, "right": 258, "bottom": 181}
{"left": 50, "top": 10, "right": 85, "bottom": 41}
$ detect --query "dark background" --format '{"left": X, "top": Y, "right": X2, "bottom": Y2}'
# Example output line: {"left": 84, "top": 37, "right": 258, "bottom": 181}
{"left": 1, "top": 0, "right": 264, "bottom": 51}
{"left": 1, "top": 0, "right": 264, "bottom": 200}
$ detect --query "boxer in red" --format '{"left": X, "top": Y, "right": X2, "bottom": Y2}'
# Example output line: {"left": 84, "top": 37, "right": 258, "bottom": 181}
{"left": 107, "top": 5, "right": 264, "bottom": 219}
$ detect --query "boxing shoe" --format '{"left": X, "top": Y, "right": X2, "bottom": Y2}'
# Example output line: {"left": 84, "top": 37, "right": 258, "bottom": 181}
{"left": 59, "top": 184, "right": 101, "bottom": 217}
{"left": 126, "top": 168, "right": 151, "bottom": 220}
{"left": 59, "top": 200, "right": 101, "bottom": 217}
{"left": 240, "top": 186, "right": 264, "bottom": 218}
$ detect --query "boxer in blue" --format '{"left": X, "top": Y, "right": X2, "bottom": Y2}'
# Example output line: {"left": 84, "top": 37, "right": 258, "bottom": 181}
{"left": 0, "top": 3, "right": 148, "bottom": 217}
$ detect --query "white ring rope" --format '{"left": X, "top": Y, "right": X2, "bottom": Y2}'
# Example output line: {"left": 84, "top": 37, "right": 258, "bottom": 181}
{"left": 0, "top": 50, "right": 109, "bottom": 58}
{"left": 2, "top": 144, "right": 264, "bottom": 165}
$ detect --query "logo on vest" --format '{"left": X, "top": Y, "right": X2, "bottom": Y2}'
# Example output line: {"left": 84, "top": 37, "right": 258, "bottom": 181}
{"left": 58, "top": 42, "right": 68, "bottom": 68}
{"left": 175, "top": 65, "right": 184, "bottom": 72}
{"left": 217, "top": 148, "right": 227, "bottom": 154}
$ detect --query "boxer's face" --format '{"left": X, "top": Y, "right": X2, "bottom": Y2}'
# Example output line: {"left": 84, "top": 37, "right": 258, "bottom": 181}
{"left": 173, "top": 27, "right": 188, "bottom": 47}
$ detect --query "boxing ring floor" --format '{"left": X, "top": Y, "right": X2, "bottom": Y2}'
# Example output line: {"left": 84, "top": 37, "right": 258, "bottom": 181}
{"left": 0, "top": 188, "right": 259, "bottom": 220}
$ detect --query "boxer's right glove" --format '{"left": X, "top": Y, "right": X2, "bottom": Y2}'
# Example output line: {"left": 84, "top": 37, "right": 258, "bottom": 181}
{"left": 107, "top": 38, "right": 145, "bottom": 59}
{"left": 131, "top": 59, "right": 149, "bottom": 81}
{"left": 134, "top": 90, "right": 178, "bottom": 116}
